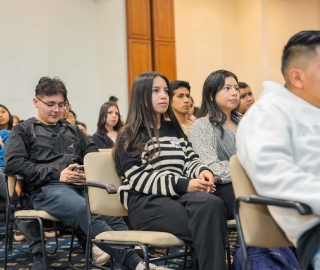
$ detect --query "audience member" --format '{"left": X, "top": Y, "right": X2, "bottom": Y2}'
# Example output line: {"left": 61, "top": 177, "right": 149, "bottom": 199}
{"left": 169, "top": 80, "right": 192, "bottom": 136}
{"left": 113, "top": 71, "right": 228, "bottom": 270}
{"left": 0, "top": 105, "right": 28, "bottom": 241}
{"left": 66, "top": 109, "right": 77, "bottom": 124}
{"left": 109, "top": 95, "right": 119, "bottom": 105}
{"left": 237, "top": 82, "right": 255, "bottom": 115}
{"left": 187, "top": 96, "right": 197, "bottom": 122}
{"left": 92, "top": 101, "right": 123, "bottom": 149}
{"left": 109, "top": 95, "right": 125, "bottom": 124}
{"left": 65, "top": 107, "right": 88, "bottom": 136}
{"left": 12, "top": 115, "right": 21, "bottom": 126}
{"left": 236, "top": 30, "right": 320, "bottom": 270}
{"left": 4, "top": 76, "right": 146, "bottom": 270}
{"left": 0, "top": 104, "right": 13, "bottom": 130}
{"left": 189, "top": 70, "right": 241, "bottom": 219}
{"left": 60, "top": 99, "right": 71, "bottom": 120}
{"left": 0, "top": 104, "right": 13, "bottom": 196}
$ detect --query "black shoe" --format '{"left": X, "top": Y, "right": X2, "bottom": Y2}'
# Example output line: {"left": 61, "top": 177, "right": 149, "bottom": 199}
{"left": 31, "top": 252, "right": 46, "bottom": 270}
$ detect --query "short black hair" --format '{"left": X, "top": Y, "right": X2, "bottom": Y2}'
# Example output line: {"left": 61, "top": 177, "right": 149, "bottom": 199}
{"left": 35, "top": 77, "right": 67, "bottom": 101}
{"left": 238, "top": 82, "right": 249, "bottom": 89}
{"left": 109, "top": 96, "right": 118, "bottom": 103}
{"left": 170, "top": 80, "right": 191, "bottom": 92}
{"left": 281, "top": 30, "right": 320, "bottom": 77}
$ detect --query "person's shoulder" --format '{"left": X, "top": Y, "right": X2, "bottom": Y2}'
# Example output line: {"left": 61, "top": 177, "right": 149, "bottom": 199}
{"left": 191, "top": 117, "right": 211, "bottom": 129}
{"left": 92, "top": 131, "right": 101, "bottom": 138}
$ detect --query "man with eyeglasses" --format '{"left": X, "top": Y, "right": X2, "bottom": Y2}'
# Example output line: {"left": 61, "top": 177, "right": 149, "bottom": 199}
{"left": 3, "top": 77, "right": 149, "bottom": 270}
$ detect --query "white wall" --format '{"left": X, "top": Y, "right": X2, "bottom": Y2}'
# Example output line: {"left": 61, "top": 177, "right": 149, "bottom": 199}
{"left": 0, "top": 0, "right": 127, "bottom": 135}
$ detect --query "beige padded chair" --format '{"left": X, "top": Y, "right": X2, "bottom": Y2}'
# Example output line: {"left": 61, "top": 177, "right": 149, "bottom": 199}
{"left": 229, "top": 155, "right": 312, "bottom": 270}
{"left": 84, "top": 151, "right": 190, "bottom": 270}
{"left": 4, "top": 175, "right": 74, "bottom": 270}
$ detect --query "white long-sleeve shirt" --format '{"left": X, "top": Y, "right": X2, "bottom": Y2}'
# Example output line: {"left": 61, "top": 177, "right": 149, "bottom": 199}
{"left": 236, "top": 81, "right": 320, "bottom": 246}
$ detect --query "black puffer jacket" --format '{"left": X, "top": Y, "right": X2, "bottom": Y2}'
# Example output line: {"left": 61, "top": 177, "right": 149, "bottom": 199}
{"left": 4, "top": 117, "right": 98, "bottom": 197}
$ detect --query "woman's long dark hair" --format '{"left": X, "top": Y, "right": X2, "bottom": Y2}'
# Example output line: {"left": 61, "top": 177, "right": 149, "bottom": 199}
{"left": 96, "top": 101, "right": 123, "bottom": 134}
{"left": 0, "top": 104, "right": 13, "bottom": 130}
{"left": 113, "top": 71, "right": 181, "bottom": 160}
{"left": 198, "top": 70, "right": 239, "bottom": 138}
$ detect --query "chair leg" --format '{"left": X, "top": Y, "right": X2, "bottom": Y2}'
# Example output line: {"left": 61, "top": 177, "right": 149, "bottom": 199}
{"left": 68, "top": 229, "right": 85, "bottom": 270}
{"left": 226, "top": 230, "right": 232, "bottom": 270}
{"left": 235, "top": 199, "right": 249, "bottom": 270}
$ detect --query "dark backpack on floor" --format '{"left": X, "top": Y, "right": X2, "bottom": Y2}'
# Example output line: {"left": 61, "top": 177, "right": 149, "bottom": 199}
{"left": 233, "top": 247, "right": 301, "bottom": 270}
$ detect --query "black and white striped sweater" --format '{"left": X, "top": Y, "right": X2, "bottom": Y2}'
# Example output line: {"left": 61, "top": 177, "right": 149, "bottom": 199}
{"left": 115, "top": 121, "right": 209, "bottom": 209}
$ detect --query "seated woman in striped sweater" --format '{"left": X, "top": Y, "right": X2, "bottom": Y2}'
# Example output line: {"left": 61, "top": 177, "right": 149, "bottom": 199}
{"left": 113, "top": 71, "right": 229, "bottom": 270}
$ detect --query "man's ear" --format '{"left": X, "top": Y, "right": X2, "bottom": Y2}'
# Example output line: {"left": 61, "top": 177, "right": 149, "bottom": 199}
{"left": 33, "top": 98, "right": 38, "bottom": 108}
{"left": 288, "top": 68, "right": 304, "bottom": 89}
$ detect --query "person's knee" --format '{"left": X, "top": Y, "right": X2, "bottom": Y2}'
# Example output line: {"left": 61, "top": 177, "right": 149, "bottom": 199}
{"left": 193, "top": 192, "right": 226, "bottom": 215}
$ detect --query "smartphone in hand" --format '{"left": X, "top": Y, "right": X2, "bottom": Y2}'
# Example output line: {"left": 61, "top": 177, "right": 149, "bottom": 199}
{"left": 73, "top": 165, "right": 85, "bottom": 171}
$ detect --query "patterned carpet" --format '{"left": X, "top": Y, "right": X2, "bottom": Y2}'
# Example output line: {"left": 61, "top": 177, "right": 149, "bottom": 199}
{"left": 0, "top": 226, "right": 191, "bottom": 270}
{"left": 0, "top": 230, "right": 89, "bottom": 270}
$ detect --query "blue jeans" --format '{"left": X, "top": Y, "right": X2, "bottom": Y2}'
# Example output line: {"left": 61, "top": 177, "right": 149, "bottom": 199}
{"left": 29, "top": 184, "right": 141, "bottom": 269}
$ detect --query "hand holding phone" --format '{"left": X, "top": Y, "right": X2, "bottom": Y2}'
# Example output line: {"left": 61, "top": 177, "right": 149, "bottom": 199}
{"left": 73, "top": 165, "right": 84, "bottom": 171}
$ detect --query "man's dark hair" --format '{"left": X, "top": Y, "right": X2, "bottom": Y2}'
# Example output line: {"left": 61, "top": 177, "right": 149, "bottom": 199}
{"left": 238, "top": 82, "right": 249, "bottom": 89}
{"left": 170, "top": 80, "right": 191, "bottom": 92}
{"left": 281, "top": 30, "right": 320, "bottom": 77}
{"left": 35, "top": 77, "right": 67, "bottom": 101}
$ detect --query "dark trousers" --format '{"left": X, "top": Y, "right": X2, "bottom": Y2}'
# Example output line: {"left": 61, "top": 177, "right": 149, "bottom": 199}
{"left": 128, "top": 184, "right": 233, "bottom": 270}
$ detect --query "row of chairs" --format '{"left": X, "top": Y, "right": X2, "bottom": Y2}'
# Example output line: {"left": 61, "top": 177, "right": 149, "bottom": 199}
{"left": 3, "top": 152, "right": 313, "bottom": 270}
{"left": 3, "top": 150, "right": 191, "bottom": 270}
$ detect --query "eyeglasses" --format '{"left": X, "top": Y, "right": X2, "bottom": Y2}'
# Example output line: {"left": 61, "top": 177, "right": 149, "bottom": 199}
{"left": 37, "top": 98, "right": 67, "bottom": 111}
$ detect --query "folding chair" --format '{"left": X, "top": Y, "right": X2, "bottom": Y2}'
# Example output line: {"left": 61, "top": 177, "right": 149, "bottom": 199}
{"left": 229, "top": 155, "right": 312, "bottom": 270}
{"left": 84, "top": 151, "right": 191, "bottom": 270}
{"left": 4, "top": 175, "right": 76, "bottom": 270}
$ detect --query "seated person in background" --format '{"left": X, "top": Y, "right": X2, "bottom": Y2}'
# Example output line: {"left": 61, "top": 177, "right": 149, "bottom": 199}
{"left": 0, "top": 103, "right": 13, "bottom": 197}
{"left": 4, "top": 76, "right": 146, "bottom": 270}
{"left": 237, "top": 82, "right": 255, "bottom": 115}
{"left": 236, "top": 30, "right": 320, "bottom": 270}
{"left": 109, "top": 95, "right": 119, "bottom": 105}
{"left": 109, "top": 95, "right": 125, "bottom": 124}
{"left": 187, "top": 96, "right": 197, "bottom": 123}
{"left": 66, "top": 109, "right": 77, "bottom": 124}
{"left": 60, "top": 98, "right": 71, "bottom": 121}
{"left": 12, "top": 115, "right": 21, "bottom": 126}
{"left": 92, "top": 101, "right": 123, "bottom": 149}
{"left": 189, "top": 70, "right": 241, "bottom": 220}
{"left": 63, "top": 104, "right": 88, "bottom": 136}
{"left": 169, "top": 80, "right": 192, "bottom": 136}
{"left": 0, "top": 105, "right": 28, "bottom": 241}
{"left": 114, "top": 71, "right": 228, "bottom": 270}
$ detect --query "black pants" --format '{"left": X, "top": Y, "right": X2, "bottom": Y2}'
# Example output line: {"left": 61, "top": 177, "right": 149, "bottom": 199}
{"left": 128, "top": 183, "right": 234, "bottom": 270}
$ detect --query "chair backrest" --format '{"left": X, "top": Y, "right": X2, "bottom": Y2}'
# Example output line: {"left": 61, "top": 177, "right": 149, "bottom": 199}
{"left": 230, "top": 155, "right": 292, "bottom": 247}
{"left": 98, "top": 148, "right": 112, "bottom": 152}
{"left": 84, "top": 151, "right": 128, "bottom": 217}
